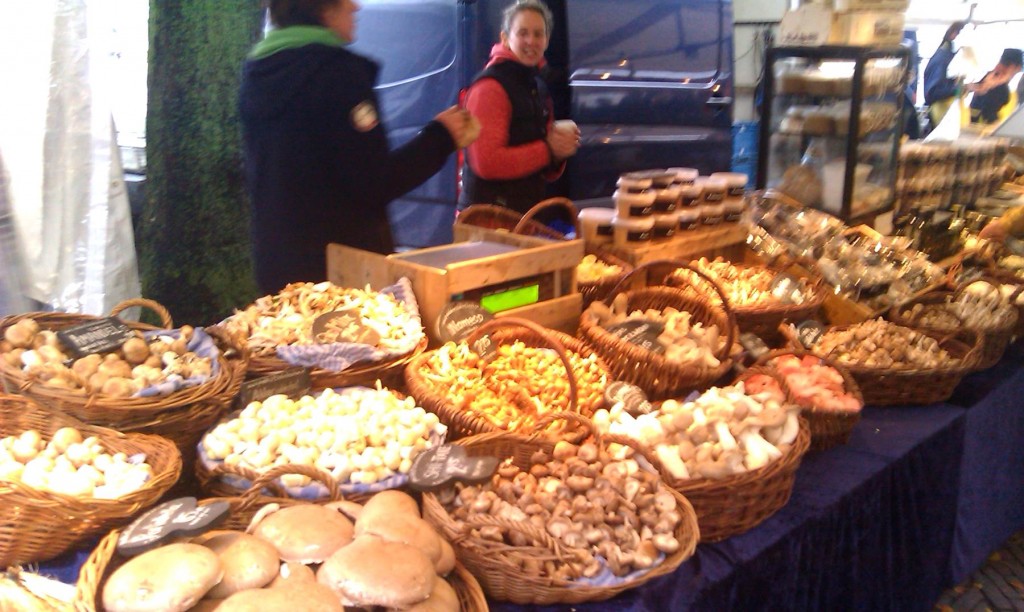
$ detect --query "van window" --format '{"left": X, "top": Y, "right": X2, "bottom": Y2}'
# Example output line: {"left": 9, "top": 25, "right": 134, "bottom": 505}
{"left": 350, "top": 0, "right": 457, "bottom": 87}
{"left": 568, "top": 0, "right": 722, "bottom": 82}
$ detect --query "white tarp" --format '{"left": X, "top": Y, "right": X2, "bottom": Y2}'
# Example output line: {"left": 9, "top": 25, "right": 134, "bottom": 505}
{"left": 0, "top": 0, "right": 140, "bottom": 316}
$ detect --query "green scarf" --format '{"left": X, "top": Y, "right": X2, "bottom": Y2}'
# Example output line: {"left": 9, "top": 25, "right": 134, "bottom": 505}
{"left": 249, "top": 26, "right": 347, "bottom": 60}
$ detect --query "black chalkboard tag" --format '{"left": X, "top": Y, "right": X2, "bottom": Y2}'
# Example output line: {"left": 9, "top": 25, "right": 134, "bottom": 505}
{"left": 310, "top": 309, "right": 377, "bottom": 344}
{"left": 739, "top": 332, "right": 770, "bottom": 360}
{"left": 116, "top": 497, "right": 231, "bottom": 557}
{"left": 234, "top": 367, "right": 311, "bottom": 410}
{"left": 56, "top": 317, "right": 137, "bottom": 358}
{"left": 470, "top": 333, "right": 496, "bottom": 359}
{"left": 605, "top": 319, "right": 665, "bottom": 354}
{"left": 436, "top": 301, "right": 493, "bottom": 344}
{"left": 407, "top": 445, "right": 500, "bottom": 492}
{"left": 795, "top": 320, "right": 826, "bottom": 349}
{"left": 769, "top": 272, "right": 804, "bottom": 305}
{"left": 604, "top": 380, "right": 653, "bottom": 416}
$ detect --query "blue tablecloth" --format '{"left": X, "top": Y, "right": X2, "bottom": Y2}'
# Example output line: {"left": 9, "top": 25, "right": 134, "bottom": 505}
{"left": 949, "top": 341, "right": 1024, "bottom": 583}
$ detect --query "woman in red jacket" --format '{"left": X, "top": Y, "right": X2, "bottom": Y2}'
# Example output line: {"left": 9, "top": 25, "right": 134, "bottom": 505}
{"left": 459, "top": 0, "right": 580, "bottom": 214}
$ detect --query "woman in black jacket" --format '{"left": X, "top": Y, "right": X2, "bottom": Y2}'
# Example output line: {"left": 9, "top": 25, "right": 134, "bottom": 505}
{"left": 240, "top": 0, "right": 478, "bottom": 294}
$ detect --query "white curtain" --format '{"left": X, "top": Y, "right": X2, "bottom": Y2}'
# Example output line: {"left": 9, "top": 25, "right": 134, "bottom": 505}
{"left": 0, "top": 0, "right": 140, "bottom": 316}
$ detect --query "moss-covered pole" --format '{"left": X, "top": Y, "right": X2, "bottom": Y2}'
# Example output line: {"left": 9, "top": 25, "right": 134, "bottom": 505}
{"left": 139, "top": 0, "right": 263, "bottom": 325}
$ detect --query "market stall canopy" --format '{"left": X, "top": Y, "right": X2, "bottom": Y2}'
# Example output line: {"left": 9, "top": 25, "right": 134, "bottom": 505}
{"left": 907, "top": 0, "right": 1024, "bottom": 25}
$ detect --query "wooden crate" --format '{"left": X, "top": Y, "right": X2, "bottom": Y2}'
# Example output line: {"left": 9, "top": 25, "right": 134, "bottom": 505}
{"left": 606, "top": 223, "right": 750, "bottom": 268}
{"left": 327, "top": 227, "right": 583, "bottom": 346}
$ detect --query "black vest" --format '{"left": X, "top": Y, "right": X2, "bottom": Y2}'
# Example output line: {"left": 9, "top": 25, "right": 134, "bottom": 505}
{"left": 460, "top": 61, "right": 551, "bottom": 214}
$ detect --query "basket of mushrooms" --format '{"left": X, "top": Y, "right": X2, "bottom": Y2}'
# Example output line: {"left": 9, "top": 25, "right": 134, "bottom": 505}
{"left": 195, "top": 385, "right": 447, "bottom": 502}
{"left": 216, "top": 280, "right": 428, "bottom": 391}
{"left": 420, "top": 412, "right": 699, "bottom": 604}
{"left": 890, "top": 281, "right": 1018, "bottom": 371}
{"left": 667, "top": 256, "right": 826, "bottom": 343}
{"left": 405, "top": 317, "right": 610, "bottom": 441}
{"left": 578, "top": 260, "right": 739, "bottom": 401}
{"left": 589, "top": 368, "right": 810, "bottom": 542}
{"left": 0, "top": 394, "right": 182, "bottom": 568}
{"left": 800, "top": 318, "right": 981, "bottom": 406}
{"left": 0, "top": 299, "right": 244, "bottom": 465}
{"left": 754, "top": 349, "right": 864, "bottom": 451}
{"left": 75, "top": 467, "right": 487, "bottom": 612}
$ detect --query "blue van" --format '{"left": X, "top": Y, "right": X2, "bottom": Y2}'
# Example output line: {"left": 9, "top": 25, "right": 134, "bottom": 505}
{"left": 351, "top": 0, "right": 734, "bottom": 248}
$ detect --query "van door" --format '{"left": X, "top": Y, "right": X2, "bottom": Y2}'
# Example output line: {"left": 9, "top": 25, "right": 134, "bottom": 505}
{"left": 349, "top": 0, "right": 461, "bottom": 248}
{"left": 566, "top": 0, "right": 734, "bottom": 199}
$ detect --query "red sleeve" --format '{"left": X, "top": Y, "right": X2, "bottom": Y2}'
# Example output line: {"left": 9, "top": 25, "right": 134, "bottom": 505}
{"left": 463, "top": 77, "right": 553, "bottom": 180}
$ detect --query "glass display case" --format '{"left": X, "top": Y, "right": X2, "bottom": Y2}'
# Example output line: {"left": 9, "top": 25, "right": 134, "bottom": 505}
{"left": 756, "top": 45, "right": 911, "bottom": 224}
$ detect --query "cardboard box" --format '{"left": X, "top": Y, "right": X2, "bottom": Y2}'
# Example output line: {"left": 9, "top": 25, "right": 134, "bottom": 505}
{"left": 327, "top": 226, "right": 584, "bottom": 346}
{"left": 830, "top": 10, "right": 906, "bottom": 47}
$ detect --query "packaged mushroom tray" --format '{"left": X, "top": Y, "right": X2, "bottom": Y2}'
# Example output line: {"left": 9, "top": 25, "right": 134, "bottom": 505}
{"left": 669, "top": 256, "right": 825, "bottom": 340}
{"left": 800, "top": 318, "right": 980, "bottom": 406}
{"left": 420, "top": 413, "right": 699, "bottom": 604}
{"left": 75, "top": 487, "right": 487, "bottom": 612}
{"left": 577, "top": 261, "right": 738, "bottom": 401}
{"left": 197, "top": 385, "right": 447, "bottom": 500}
{"left": 0, "top": 394, "right": 181, "bottom": 567}
{"left": 590, "top": 370, "right": 809, "bottom": 541}
{"left": 404, "top": 318, "right": 610, "bottom": 440}
{"left": 889, "top": 280, "right": 1018, "bottom": 370}
{"left": 216, "top": 279, "right": 425, "bottom": 388}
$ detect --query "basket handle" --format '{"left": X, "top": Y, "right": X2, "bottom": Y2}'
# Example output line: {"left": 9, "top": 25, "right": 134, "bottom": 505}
{"left": 109, "top": 298, "right": 174, "bottom": 329}
{"left": 466, "top": 317, "right": 579, "bottom": 416}
{"left": 602, "top": 259, "right": 737, "bottom": 362}
{"left": 531, "top": 411, "right": 592, "bottom": 441}
{"left": 514, "top": 197, "right": 579, "bottom": 237}
{"left": 462, "top": 513, "right": 570, "bottom": 561}
{"left": 242, "top": 463, "right": 346, "bottom": 502}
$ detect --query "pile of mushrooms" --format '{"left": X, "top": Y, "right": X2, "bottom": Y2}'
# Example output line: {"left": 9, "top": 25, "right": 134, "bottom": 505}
{"left": 102, "top": 491, "right": 461, "bottom": 612}
{"left": 443, "top": 440, "right": 684, "bottom": 580}
{"left": 672, "top": 257, "right": 811, "bottom": 307}
{"left": 769, "top": 354, "right": 862, "bottom": 413}
{"left": 202, "top": 387, "right": 446, "bottom": 487}
{"left": 219, "top": 281, "right": 422, "bottom": 356}
{"left": 813, "top": 318, "right": 956, "bottom": 369}
{"left": 1, "top": 320, "right": 212, "bottom": 398}
{"left": 576, "top": 254, "right": 624, "bottom": 284}
{"left": 416, "top": 340, "right": 607, "bottom": 432}
{"left": 0, "top": 427, "right": 153, "bottom": 498}
{"left": 584, "top": 294, "right": 722, "bottom": 367}
{"left": 592, "top": 378, "right": 801, "bottom": 481}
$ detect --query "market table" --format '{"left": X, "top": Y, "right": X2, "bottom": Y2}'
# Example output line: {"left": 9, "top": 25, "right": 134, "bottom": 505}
{"left": 491, "top": 403, "right": 967, "bottom": 612}
{"left": 948, "top": 341, "right": 1024, "bottom": 584}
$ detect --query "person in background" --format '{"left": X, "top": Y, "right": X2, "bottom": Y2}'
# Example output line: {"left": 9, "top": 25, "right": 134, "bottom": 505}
{"left": 239, "top": 0, "right": 479, "bottom": 294}
{"left": 459, "top": 0, "right": 580, "bottom": 214}
{"left": 968, "top": 48, "right": 1024, "bottom": 125}
{"left": 923, "top": 21, "right": 967, "bottom": 132}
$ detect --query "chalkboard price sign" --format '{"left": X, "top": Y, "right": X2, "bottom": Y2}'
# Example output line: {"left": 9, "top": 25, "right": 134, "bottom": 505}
{"left": 796, "top": 320, "right": 826, "bottom": 349}
{"left": 769, "top": 272, "right": 805, "bottom": 305}
{"left": 436, "top": 301, "right": 493, "bottom": 344}
{"left": 605, "top": 319, "right": 666, "bottom": 354}
{"left": 604, "top": 380, "right": 653, "bottom": 416}
{"left": 56, "top": 317, "right": 137, "bottom": 358}
{"left": 408, "top": 445, "right": 499, "bottom": 492}
{"left": 234, "top": 367, "right": 311, "bottom": 410}
{"left": 116, "top": 497, "right": 231, "bottom": 557}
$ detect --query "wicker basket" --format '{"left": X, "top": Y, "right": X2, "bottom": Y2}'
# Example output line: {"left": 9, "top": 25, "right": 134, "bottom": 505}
{"left": 578, "top": 259, "right": 739, "bottom": 401}
{"left": 405, "top": 317, "right": 608, "bottom": 441}
{"left": 668, "top": 257, "right": 826, "bottom": 344}
{"left": 74, "top": 465, "right": 488, "bottom": 612}
{"left": 635, "top": 397, "right": 811, "bottom": 543}
{"left": 753, "top": 348, "right": 864, "bottom": 451}
{"left": 808, "top": 324, "right": 981, "bottom": 406}
{"left": 0, "top": 299, "right": 239, "bottom": 442}
{"left": 0, "top": 394, "right": 182, "bottom": 567}
{"left": 578, "top": 245, "right": 635, "bottom": 309}
{"left": 245, "top": 335, "right": 428, "bottom": 392}
{"left": 420, "top": 413, "right": 700, "bottom": 605}
{"left": 888, "top": 285, "right": 1017, "bottom": 371}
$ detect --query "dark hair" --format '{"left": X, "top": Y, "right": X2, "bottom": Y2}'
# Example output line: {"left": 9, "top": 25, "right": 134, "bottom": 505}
{"left": 268, "top": 0, "right": 340, "bottom": 28}
{"left": 1000, "top": 48, "right": 1024, "bottom": 68}
{"left": 501, "top": 0, "right": 554, "bottom": 38}
{"left": 943, "top": 21, "right": 966, "bottom": 44}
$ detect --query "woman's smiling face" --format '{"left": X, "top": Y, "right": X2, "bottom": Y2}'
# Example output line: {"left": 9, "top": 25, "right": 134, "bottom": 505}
{"left": 501, "top": 8, "right": 548, "bottom": 67}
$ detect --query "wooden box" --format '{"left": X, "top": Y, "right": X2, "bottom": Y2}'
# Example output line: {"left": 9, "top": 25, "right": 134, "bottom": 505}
{"left": 327, "top": 226, "right": 583, "bottom": 346}
{"left": 606, "top": 223, "right": 750, "bottom": 268}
